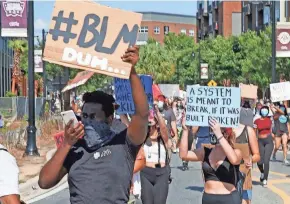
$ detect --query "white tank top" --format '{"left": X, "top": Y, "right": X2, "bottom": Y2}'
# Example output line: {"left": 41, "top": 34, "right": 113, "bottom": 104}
{"left": 144, "top": 141, "right": 166, "bottom": 163}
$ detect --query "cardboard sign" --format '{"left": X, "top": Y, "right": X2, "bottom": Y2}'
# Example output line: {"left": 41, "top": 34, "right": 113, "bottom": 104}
{"left": 186, "top": 86, "right": 241, "bottom": 128}
{"left": 158, "top": 84, "right": 179, "bottom": 98}
{"left": 240, "top": 83, "right": 257, "bottom": 99}
{"left": 114, "top": 75, "right": 153, "bottom": 114}
{"left": 43, "top": 1, "right": 142, "bottom": 79}
{"left": 53, "top": 131, "right": 65, "bottom": 149}
{"left": 270, "top": 82, "right": 290, "bottom": 102}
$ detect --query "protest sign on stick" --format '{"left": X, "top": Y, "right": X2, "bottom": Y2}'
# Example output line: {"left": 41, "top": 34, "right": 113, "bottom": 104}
{"left": 43, "top": 0, "right": 142, "bottom": 79}
{"left": 239, "top": 83, "right": 257, "bottom": 99}
{"left": 270, "top": 82, "right": 290, "bottom": 103}
{"left": 114, "top": 75, "right": 153, "bottom": 114}
{"left": 185, "top": 86, "right": 241, "bottom": 128}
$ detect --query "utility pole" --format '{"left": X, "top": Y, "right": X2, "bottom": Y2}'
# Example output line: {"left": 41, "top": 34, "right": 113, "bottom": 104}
{"left": 25, "top": 0, "right": 39, "bottom": 156}
{"left": 271, "top": 0, "right": 276, "bottom": 83}
{"left": 42, "top": 29, "right": 47, "bottom": 98}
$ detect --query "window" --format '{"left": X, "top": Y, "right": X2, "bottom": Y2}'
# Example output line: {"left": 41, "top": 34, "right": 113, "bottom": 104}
{"left": 139, "top": 26, "right": 148, "bottom": 33}
{"left": 181, "top": 29, "right": 187, "bottom": 34}
{"left": 154, "top": 26, "right": 160, "bottom": 34}
{"left": 189, "top": 30, "right": 195, "bottom": 36}
{"left": 164, "top": 26, "right": 169, "bottom": 34}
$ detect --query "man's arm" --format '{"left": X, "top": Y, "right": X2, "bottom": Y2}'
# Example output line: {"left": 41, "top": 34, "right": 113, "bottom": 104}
{"left": 122, "top": 46, "right": 149, "bottom": 145}
{"left": 0, "top": 195, "right": 21, "bottom": 204}
{"left": 170, "top": 110, "right": 178, "bottom": 138}
{"left": 38, "top": 121, "right": 84, "bottom": 189}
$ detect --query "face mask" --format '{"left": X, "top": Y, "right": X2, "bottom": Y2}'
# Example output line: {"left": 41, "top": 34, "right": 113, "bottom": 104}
{"left": 280, "top": 107, "right": 286, "bottom": 112}
{"left": 279, "top": 115, "right": 288, "bottom": 124}
{"left": 260, "top": 108, "right": 269, "bottom": 117}
{"left": 158, "top": 101, "right": 164, "bottom": 111}
{"left": 82, "top": 118, "right": 116, "bottom": 151}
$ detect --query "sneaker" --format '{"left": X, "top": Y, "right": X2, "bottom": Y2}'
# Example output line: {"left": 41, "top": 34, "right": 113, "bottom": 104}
{"left": 182, "top": 161, "right": 187, "bottom": 171}
{"left": 176, "top": 148, "right": 179, "bottom": 153}
{"left": 272, "top": 154, "right": 276, "bottom": 161}
{"left": 172, "top": 149, "right": 177, "bottom": 154}
{"left": 283, "top": 159, "right": 290, "bottom": 165}
{"left": 260, "top": 173, "right": 264, "bottom": 182}
{"left": 262, "top": 179, "right": 267, "bottom": 187}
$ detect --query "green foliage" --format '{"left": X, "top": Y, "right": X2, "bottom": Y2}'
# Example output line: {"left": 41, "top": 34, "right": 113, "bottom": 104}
{"left": 5, "top": 91, "right": 16, "bottom": 97}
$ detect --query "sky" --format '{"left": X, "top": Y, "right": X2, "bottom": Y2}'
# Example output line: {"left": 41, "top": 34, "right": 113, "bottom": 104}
{"left": 34, "top": 1, "right": 197, "bottom": 37}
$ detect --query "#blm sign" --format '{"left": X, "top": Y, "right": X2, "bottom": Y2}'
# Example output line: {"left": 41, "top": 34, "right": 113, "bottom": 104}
{"left": 186, "top": 86, "right": 241, "bottom": 128}
{"left": 43, "top": 1, "right": 142, "bottom": 79}
{"left": 270, "top": 82, "right": 290, "bottom": 103}
{"left": 114, "top": 75, "right": 153, "bottom": 114}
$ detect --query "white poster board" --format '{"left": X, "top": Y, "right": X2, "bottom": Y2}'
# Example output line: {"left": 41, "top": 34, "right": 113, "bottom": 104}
{"left": 185, "top": 86, "right": 241, "bottom": 128}
{"left": 270, "top": 82, "right": 290, "bottom": 103}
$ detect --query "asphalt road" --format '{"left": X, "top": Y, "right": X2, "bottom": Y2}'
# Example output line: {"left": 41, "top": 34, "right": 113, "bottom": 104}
{"left": 32, "top": 152, "right": 288, "bottom": 204}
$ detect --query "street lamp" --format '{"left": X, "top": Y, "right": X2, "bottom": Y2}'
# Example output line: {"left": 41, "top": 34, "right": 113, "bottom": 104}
{"left": 42, "top": 29, "right": 48, "bottom": 98}
{"left": 24, "top": 0, "right": 39, "bottom": 157}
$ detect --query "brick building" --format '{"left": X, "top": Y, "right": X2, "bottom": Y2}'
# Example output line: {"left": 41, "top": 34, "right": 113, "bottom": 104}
{"left": 196, "top": 0, "right": 242, "bottom": 41}
{"left": 136, "top": 12, "right": 196, "bottom": 45}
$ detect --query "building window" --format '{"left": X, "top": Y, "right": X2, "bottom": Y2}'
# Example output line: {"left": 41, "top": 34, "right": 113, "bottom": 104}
{"left": 164, "top": 26, "right": 169, "bottom": 35}
{"left": 181, "top": 29, "right": 187, "bottom": 34}
{"left": 189, "top": 30, "right": 195, "bottom": 36}
{"left": 154, "top": 26, "right": 160, "bottom": 34}
{"left": 139, "top": 26, "right": 148, "bottom": 33}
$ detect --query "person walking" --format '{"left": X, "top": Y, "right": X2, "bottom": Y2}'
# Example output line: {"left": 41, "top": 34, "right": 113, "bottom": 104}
{"left": 271, "top": 103, "right": 290, "bottom": 164}
{"left": 180, "top": 117, "right": 242, "bottom": 204}
{"left": 254, "top": 106, "right": 274, "bottom": 187}
{"left": 234, "top": 106, "right": 260, "bottom": 204}
{"left": 140, "top": 107, "right": 171, "bottom": 204}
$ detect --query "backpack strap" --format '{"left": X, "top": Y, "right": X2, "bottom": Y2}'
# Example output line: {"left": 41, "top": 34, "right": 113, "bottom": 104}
{"left": 158, "top": 137, "right": 170, "bottom": 165}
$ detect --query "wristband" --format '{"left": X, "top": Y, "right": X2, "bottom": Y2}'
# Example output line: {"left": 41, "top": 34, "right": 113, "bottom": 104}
{"left": 217, "top": 135, "right": 224, "bottom": 141}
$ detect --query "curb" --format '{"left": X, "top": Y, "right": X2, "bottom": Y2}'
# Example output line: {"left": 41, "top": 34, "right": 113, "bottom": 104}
{"left": 20, "top": 148, "right": 69, "bottom": 203}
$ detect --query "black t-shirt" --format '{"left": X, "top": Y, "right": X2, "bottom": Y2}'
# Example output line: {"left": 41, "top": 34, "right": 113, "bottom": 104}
{"left": 63, "top": 129, "right": 140, "bottom": 204}
{"left": 161, "top": 108, "right": 176, "bottom": 131}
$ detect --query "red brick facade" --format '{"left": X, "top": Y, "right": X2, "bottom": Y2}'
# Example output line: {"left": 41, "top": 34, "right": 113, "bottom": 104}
{"left": 140, "top": 21, "right": 197, "bottom": 43}
{"left": 222, "top": 1, "right": 242, "bottom": 37}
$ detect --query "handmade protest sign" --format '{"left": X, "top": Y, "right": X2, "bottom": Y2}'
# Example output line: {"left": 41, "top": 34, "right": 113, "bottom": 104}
{"left": 270, "top": 82, "right": 290, "bottom": 102}
{"left": 185, "top": 86, "right": 241, "bottom": 128}
{"left": 114, "top": 75, "right": 153, "bottom": 114}
{"left": 240, "top": 83, "right": 258, "bottom": 99}
{"left": 43, "top": 0, "right": 142, "bottom": 79}
{"left": 158, "top": 84, "right": 179, "bottom": 98}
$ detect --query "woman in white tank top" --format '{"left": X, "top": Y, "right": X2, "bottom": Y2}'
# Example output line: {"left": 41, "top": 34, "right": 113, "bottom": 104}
{"left": 140, "top": 106, "right": 171, "bottom": 204}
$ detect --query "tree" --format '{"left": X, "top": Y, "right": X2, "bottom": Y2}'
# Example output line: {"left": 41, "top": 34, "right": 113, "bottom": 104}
{"left": 8, "top": 39, "right": 28, "bottom": 95}
{"left": 136, "top": 42, "right": 175, "bottom": 83}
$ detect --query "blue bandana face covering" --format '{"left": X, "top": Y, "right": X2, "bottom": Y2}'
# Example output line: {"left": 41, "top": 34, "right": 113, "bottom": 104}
{"left": 82, "top": 119, "right": 116, "bottom": 151}
{"left": 279, "top": 115, "right": 288, "bottom": 124}
{"left": 280, "top": 107, "right": 286, "bottom": 112}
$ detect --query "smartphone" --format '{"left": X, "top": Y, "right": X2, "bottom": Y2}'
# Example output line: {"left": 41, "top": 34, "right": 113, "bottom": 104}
{"left": 61, "top": 110, "right": 78, "bottom": 126}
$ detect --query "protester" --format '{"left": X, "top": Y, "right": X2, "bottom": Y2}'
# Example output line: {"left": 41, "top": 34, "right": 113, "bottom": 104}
{"left": 0, "top": 143, "right": 21, "bottom": 204}
{"left": 38, "top": 46, "right": 149, "bottom": 204}
{"left": 254, "top": 106, "right": 273, "bottom": 187}
{"left": 141, "top": 107, "right": 171, "bottom": 204}
{"left": 253, "top": 102, "right": 263, "bottom": 123}
{"left": 180, "top": 117, "right": 242, "bottom": 204}
{"left": 157, "top": 95, "right": 178, "bottom": 153}
{"left": 193, "top": 126, "right": 211, "bottom": 149}
{"left": 234, "top": 105, "right": 260, "bottom": 204}
{"left": 271, "top": 103, "right": 290, "bottom": 164}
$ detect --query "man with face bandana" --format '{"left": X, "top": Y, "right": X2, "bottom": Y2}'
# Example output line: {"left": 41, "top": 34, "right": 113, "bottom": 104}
{"left": 38, "top": 46, "right": 149, "bottom": 204}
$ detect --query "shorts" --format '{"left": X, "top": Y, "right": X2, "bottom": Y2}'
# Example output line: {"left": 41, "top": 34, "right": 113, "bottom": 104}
{"left": 275, "top": 132, "right": 288, "bottom": 137}
{"left": 196, "top": 137, "right": 210, "bottom": 149}
{"left": 242, "top": 190, "right": 252, "bottom": 200}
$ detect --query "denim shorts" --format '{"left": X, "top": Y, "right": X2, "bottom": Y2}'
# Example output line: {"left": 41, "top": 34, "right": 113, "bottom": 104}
{"left": 242, "top": 190, "right": 252, "bottom": 200}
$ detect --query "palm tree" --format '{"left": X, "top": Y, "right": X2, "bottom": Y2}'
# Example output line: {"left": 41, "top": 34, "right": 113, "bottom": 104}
{"left": 8, "top": 39, "right": 28, "bottom": 95}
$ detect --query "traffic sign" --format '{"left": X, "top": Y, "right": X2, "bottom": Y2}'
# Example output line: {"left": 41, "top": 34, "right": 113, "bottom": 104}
{"left": 208, "top": 80, "right": 217, "bottom": 87}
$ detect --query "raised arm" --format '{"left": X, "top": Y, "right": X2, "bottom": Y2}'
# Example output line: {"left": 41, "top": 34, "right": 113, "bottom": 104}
{"left": 38, "top": 121, "right": 84, "bottom": 189}
{"left": 179, "top": 116, "right": 204, "bottom": 162}
{"left": 209, "top": 119, "right": 242, "bottom": 165}
{"left": 121, "top": 46, "right": 149, "bottom": 145}
{"left": 154, "top": 105, "right": 170, "bottom": 147}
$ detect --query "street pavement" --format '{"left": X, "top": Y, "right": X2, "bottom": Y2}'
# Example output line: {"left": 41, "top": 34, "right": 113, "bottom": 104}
{"left": 32, "top": 151, "right": 289, "bottom": 204}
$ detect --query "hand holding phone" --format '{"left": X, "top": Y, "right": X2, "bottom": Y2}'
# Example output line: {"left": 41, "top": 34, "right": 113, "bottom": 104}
{"left": 61, "top": 110, "right": 78, "bottom": 127}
